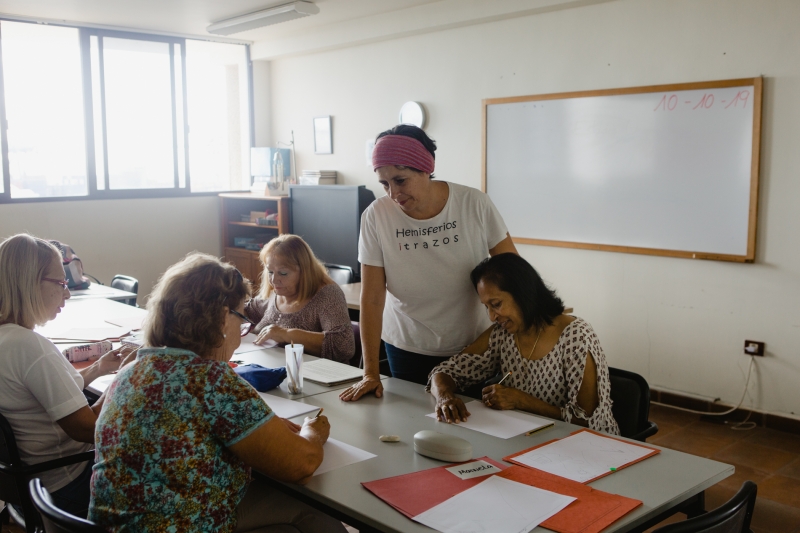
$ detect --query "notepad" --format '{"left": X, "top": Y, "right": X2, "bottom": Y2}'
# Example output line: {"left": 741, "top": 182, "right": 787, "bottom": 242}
{"left": 302, "top": 359, "right": 363, "bottom": 386}
{"left": 505, "top": 429, "right": 660, "bottom": 483}
{"left": 426, "top": 400, "right": 554, "bottom": 439}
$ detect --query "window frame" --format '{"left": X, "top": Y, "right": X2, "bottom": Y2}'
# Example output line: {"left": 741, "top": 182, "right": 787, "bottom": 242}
{"left": 0, "top": 20, "right": 254, "bottom": 204}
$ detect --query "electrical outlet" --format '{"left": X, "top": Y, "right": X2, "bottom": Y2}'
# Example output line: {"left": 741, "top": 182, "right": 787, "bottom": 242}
{"left": 744, "top": 340, "right": 765, "bottom": 356}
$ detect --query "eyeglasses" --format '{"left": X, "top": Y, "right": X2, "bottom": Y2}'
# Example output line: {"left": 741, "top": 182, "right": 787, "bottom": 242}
{"left": 229, "top": 309, "right": 255, "bottom": 337}
{"left": 42, "top": 277, "right": 69, "bottom": 290}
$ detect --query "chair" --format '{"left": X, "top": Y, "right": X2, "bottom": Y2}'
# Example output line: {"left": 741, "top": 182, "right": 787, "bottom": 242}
{"left": 349, "top": 322, "right": 363, "bottom": 368}
{"left": 110, "top": 274, "right": 138, "bottom": 306}
{"left": 29, "top": 478, "right": 106, "bottom": 533}
{"left": 652, "top": 481, "right": 757, "bottom": 533}
{"left": 325, "top": 264, "right": 355, "bottom": 286}
{"left": 608, "top": 367, "right": 658, "bottom": 442}
{"left": 0, "top": 412, "right": 94, "bottom": 533}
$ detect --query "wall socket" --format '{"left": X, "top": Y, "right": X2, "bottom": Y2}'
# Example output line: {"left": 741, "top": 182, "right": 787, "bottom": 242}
{"left": 744, "top": 340, "right": 765, "bottom": 356}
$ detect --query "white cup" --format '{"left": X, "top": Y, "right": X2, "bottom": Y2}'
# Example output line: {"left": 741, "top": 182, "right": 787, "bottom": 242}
{"left": 285, "top": 344, "right": 304, "bottom": 394}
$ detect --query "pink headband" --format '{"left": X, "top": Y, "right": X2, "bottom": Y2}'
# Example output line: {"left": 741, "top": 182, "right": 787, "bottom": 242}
{"left": 372, "top": 135, "right": 435, "bottom": 174}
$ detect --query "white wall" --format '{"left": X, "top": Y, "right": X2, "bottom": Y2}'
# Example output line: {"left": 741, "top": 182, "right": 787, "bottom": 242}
{"left": 0, "top": 196, "right": 221, "bottom": 303}
{"left": 264, "top": 0, "right": 800, "bottom": 417}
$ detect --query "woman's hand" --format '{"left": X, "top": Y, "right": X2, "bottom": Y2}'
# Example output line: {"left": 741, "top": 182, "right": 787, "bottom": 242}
{"left": 435, "top": 393, "right": 470, "bottom": 423}
{"left": 255, "top": 324, "right": 289, "bottom": 345}
{"left": 281, "top": 418, "right": 301, "bottom": 433}
{"left": 302, "top": 415, "right": 331, "bottom": 445}
{"left": 90, "top": 345, "right": 137, "bottom": 375}
{"left": 481, "top": 384, "right": 520, "bottom": 411}
{"left": 339, "top": 377, "right": 383, "bottom": 401}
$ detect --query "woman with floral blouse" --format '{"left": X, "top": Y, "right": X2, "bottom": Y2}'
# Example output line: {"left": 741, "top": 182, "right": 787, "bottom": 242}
{"left": 427, "top": 253, "right": 619, "bottom": 435}
{"left": 89, "top": 253, "right": 346, "bottom": 533}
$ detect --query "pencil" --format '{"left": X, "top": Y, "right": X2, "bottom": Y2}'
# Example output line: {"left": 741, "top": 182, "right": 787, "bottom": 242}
{"left": 525, "top": 424, "right": 553, "bottom": 437}
{"left": 314, "top": 408, "right": 324, "bottom": 419}
{"left": 497, "top": 371, "right": 512, "bottom": 386}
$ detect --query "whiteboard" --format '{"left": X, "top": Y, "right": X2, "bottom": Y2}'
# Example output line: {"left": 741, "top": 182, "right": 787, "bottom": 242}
{"left": 483, "top": 78, "right": 762, "bottom": 262}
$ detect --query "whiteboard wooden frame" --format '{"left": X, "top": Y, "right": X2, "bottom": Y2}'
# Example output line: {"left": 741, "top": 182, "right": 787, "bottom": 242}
{"left": 482, "top": 77, "right": 763, "bottom": 263}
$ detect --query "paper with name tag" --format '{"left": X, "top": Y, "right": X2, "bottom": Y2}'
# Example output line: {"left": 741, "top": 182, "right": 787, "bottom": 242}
{"left": 258, "top": 393, "right": 318, "bottom": 420}
{"left": 427, "top": 400, "right": 554, "bottom": 439}
{"left": 445, "top": 460, "right": 502, "bottom": 480}
{"left": 413, "top": 475, "right": 575, "bottom": 533}
{"left": 313, "top": 438, "right": 376, "bottom": 476}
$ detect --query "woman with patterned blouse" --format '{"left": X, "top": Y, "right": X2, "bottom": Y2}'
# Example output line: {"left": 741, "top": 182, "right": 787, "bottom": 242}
{"left": 427, "top": 253, "right": 620, "bottom": 435}
{"left": 89, "top": 253, "right": 346, "bottom": 533}
{"left": 245, "top": 235, "right": 355, "bottom": 363}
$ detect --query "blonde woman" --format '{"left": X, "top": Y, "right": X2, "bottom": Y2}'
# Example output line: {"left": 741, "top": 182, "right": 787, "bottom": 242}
{"left": 0, "top": 234, "right": 129, "bottom": 518}
{"left": 90, "top": 253, "right": 346, "bottom": 533}
{"left": 245, "top": 234, "right": 355, "bottom": 363}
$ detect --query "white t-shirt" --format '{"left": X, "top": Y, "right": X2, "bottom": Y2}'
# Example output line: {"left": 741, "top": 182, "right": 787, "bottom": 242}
{"left": 0, "top": 324, "right": 92, "bottom": 491}
{"left": 359, "top": 182, "right": 509, "bottom": 356}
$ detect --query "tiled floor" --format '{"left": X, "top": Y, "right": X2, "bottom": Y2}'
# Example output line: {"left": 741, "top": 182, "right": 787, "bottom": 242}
{"left": 5, "top": 405, "right": 799, "bottom": 533}
{"left": 645, "top": 404, "right": 800, "bottom": 533}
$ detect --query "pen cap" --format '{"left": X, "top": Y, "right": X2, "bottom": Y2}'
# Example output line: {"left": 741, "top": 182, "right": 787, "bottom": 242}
{"left": 413, "top": 430, "right": 472, "bottom": 462}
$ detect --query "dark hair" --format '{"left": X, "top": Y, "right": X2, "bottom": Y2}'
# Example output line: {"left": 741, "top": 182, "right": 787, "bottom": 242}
{"left": 376, "top": 124, "right": 437, "bottom": 179}
{"left": 470, "top": 253, "right": 564, "bottom": 332}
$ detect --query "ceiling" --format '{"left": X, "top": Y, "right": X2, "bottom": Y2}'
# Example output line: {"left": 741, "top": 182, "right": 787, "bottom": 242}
{"left": 0, "top": 0, "right": 443, "bottom": 42}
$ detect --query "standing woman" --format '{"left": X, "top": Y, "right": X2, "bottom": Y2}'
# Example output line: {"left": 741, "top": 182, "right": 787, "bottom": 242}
{"left": 340, "top": 125, "right": 517, "bottom": 400}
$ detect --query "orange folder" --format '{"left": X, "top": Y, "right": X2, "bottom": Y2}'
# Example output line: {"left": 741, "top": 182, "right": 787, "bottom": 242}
{"left": 362, "top": 456, "right": 641, "bottom": 533}
{"left": 504, "top": 428, "right": 660, "bottom": 483}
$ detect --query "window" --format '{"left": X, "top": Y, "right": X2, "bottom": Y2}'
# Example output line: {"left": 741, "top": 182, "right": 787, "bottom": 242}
{"left": 0, "top": 20, "right": 253, "bottom": 202}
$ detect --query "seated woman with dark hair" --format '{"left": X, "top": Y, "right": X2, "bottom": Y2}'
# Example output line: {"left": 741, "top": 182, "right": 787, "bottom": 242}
{"left": 90, "top": 253, "right": 346, "bottom": 533}
{"left": 427, "top": 253, "right": 619, "bottom": 435}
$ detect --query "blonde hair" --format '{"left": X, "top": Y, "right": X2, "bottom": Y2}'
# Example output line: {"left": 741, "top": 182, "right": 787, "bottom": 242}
{"left": 258, "top": 235, "right": 332, "bottom": 301}
{"left": 143, "top": 252, "right": 251, "bottom": 357}
{"left": 0, "top": 234, "right": 62, "bottom": 329}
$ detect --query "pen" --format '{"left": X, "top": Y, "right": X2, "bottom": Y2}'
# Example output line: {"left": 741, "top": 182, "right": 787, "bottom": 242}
{"left": 497, "top": 371, "right": 512, "bottom": 386}
{"left": 314, "top": 408, "right": 324, "bottom": 419}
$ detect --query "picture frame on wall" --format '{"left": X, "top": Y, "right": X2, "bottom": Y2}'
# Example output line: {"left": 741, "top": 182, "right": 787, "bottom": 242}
{"left": 314, "top": 116, "right": 332, "bottom": 154}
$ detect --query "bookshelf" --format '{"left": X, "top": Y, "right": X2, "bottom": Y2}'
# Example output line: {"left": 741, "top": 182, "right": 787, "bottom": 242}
{"left": 219, "top": 193, "right": 290, "bottom": 291}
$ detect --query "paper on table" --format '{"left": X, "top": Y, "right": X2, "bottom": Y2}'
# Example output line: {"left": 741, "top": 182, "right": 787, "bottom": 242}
{"left": 313, "top": 438, "right": 376, "bottom": 476}
{"left": 258, "top": 393, "right": 318, "bottom": 420}
{"left": 86, "top": 373, "right": 115, "bottom": 396}
{"left": 55, "top": 327, "right": 130, "bottom": 341}
{"left": 426, "top": 400, "right": 554, "bottom": 439}
{"left": 104, "top": 316, "right": 144, "bottom": 331}
{"left": 235, "top": 334, "right": 277, "bottom": 354}
{"left": 413, "top": 475, "right": 575, "bottom": 533}
{"left": 303, "top": 359, "right": 367, "bottom": 386}
{"left": 510, "top": 430, "right": 656, "bottom": 483}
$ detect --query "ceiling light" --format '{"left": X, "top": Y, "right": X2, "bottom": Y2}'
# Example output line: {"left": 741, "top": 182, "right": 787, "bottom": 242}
{"left": 207, "top": 1, "right": 319, "bottom": 36}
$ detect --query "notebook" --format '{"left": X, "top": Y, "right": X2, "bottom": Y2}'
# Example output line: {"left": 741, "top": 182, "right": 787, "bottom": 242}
{"left": 302, "top": 359, "right": 363, "bottom": 386}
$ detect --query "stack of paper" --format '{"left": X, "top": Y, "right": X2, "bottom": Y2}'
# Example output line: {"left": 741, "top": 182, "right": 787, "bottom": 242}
{"left": 303, "top": 359, "right": 363, "bottom": 386}
{"left": 299, "top": 170, "right": 337, "bottom": 185}
{"left": 427, "top": 400, "right": 554, "bottom": 439}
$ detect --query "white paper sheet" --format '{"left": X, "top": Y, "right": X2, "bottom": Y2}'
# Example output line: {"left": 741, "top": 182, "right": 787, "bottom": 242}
{"left": 313, "top": 438, "right": 376, "bottom": 476}
{"left": 413, "top": 475, "right": 575, "bottom": 533}
{"left": 303, "top": 359, "right": 363, "bottom": 386}
{"left": 234, "top": 334, "right": 277, "bottom": 354}
{"left": 56, "top": 326, "right": 130, "bottom": 341}
{"left": 445, "top": 460, "right": 502, "bottom": 480}
{"left": 427, "top": 400, "right": 554, "bottom": 439}
{"left": 104, "top": 316, "right": 144, "bottom": 331}
{"left": 259, "top": 393, "right": 319, "bottom": 420}
{"left": 511, "top": 430, "right": 655, "bottom": 483}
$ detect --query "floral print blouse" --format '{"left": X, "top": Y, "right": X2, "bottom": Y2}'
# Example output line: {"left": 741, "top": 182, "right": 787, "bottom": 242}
{"left": 89, "top": 348, "right": 273, "bottom": 533}
{"left": 428, "top": 318, "right": 620, "bottom": 435}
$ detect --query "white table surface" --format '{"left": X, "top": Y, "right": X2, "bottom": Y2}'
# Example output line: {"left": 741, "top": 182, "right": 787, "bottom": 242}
{"left": 68, "top": 284, "right": 138, "bottom": 302}
{"left": 269, "top": 378, "right": 733, "bottom": 533}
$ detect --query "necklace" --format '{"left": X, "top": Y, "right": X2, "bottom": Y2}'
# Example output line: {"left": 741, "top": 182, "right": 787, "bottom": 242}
{"left": 516, "top": 327, "right": 542, "bottom": 360}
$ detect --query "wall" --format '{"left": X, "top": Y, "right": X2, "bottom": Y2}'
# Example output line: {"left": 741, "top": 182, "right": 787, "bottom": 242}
{"left": 0, "top": 196, "right": 221, "bottom": 303}
{"left": 265, "top": 0, "right": 800, "bottom": 417}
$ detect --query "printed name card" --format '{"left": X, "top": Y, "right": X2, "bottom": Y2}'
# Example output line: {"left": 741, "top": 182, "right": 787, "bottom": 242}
{"left": 445, "top": 460, "right": 502, "bottom": 480}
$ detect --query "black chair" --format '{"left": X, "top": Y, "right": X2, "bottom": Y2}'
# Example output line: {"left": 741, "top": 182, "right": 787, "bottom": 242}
{"left": 28, "top": 478, "right": 106, "bottom": 533}
{"left": 110, "top": 274, "right": 138, "bottom": 306}
{"left": 0, "top": 412, "right": 94, "bottom": 533}
{"left": 325, "top": 264, "right": 355, "bottom": 286}
{"left": 653, "top": 481, "right": 757, "bottom": 533}
{"left": 608, "top": 367, "right": 658, "bottom": 442}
